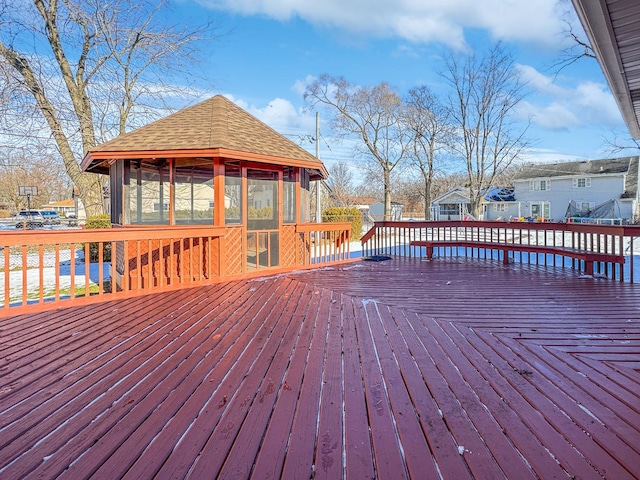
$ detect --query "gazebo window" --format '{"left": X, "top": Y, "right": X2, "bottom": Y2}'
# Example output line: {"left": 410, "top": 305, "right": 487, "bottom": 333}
{"left": 174, "top": 160, "right": 214, "bottom": 225}
{"left": 128, "top": 160, "right": 170, "bottom": 225}
{"left": 300, "top": 169, "right": 310, "bottom": 223}
{"left": 225, "top": 163, "right": 242, "bottom": 225}
{"left": 283, "top": 167, "right": 296, "bottom": 224}
{"left": 247, "top": 169, "right": 278, "bottom": 231}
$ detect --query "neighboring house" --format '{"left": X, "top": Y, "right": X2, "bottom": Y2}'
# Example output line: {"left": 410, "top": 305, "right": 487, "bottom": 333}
{"left": 430, "top": 187, "right": 472, "bottom": 220}
{"left": 432, "top": 186, "right": 519, "bottom": 221}
{"left": 513, "top": 156, "right": 639, "bottom": 223}
{"left": 44, "top": 198, "right": 86, "bottom": 219}
{"left": 482, "top": 187, "right": 519, "bottom": 221}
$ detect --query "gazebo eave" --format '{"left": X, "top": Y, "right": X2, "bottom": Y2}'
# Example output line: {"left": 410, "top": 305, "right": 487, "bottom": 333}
{"left": 81, "top": 147, "right": 329, "bottom": 180}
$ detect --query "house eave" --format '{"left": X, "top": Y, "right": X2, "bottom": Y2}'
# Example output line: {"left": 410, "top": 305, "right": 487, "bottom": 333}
{"left": 572, "top": 0, "right": 640, "bottom": 139}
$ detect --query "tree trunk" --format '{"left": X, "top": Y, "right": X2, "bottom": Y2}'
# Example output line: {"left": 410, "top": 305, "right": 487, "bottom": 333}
{"left": 424, "top": 179, "right": 431, "bottom": 220}
{"left": 384, "top": 168, "right": 392, "bottom": 220}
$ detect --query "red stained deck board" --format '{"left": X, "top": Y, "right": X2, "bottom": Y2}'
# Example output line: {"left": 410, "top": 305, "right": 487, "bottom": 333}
{"left": 520, "top": 335, "right": 640, "bottom": 425}
{"left": 0, "top": 256, "right": 639, "bottom": 479}
{"left": 215, "top": 281, "right": 316, "bottom": 478}
{"left": 455, "top": 327, "right": 622, "bottom": 480}
{"left": 279, "top": 287, "right": 333, "bottom": 479}
{"left": 312, "top": 291, "right": 345, "bottom": 480}
{"left": 58, "top": 279, "right": 284, "bottom": 480}
{"left": 0, "top": 289, "right": 208, "bottom": 458}
{"left": 433, "top": 323, "right": 597, "bottom": 479}
{"left": 409, "top": 312, "right": 542, "bottom": 479}
{"left": 247, "top": 282, "right": 320, "bottom": 479}
{"left": 492, "top": 333, "right": 640, "bottom": 478}
{"left": 459, "top": 324, "right": 637, "bottom": 480}
{"left": 351, "top": 299, "right": 408, "bottom": 479}
{"left": 383, "top": 306, "right": 473, "bottom": 479}
{"left": 361, "top": 300, "right": 440, "bottom": 479}
{"left": 0, "top": 287, "right": 203, "bottom": 410}
{"left": 7, "top": 281, "right": 266, "bottom": 479}
{"left": 576, "top": 355, "right": 640, "bottom": 406}
{"left": 342, "top": 293, "right": 376, "bottom": 479}
{"left": 125, "top": 277, "right": 295, "bottom": 480}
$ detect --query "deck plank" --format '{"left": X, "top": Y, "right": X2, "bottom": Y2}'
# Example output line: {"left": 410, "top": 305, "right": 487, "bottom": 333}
{"left": 0, "top": 257, "right": 639, "bottom": 479}
{"left": 363, "top": 301, "right": 441, "bottom": 479}
{"left": 312, "top": 290, "right": 345, "bottom": 480}
{"left": 246, "top": 282, "right": 317, "bottom": 479}
{"left": 59, "top": 279, "right": 277, "bottom": 479}
{"left": 216, "top": 280, "right": 313, "bottom": 478}
{"left": 352, "top": 298, "right": 408, "bottom": 479}
{"left": 129, "top": 277, "right": 293, "bottom": 479}
{"left": 279, "top": 287, "right": 333, "bottom": 479}
{"left": 18, "top": 282, "right": 267, "bottom": 479}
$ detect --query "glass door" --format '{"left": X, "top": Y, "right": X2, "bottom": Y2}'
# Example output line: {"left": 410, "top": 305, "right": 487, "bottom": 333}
{"left": 246, "top": 169, "right": 279, "bottom": 270}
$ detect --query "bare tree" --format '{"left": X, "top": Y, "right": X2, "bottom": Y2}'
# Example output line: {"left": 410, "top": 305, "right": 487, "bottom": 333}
{"left": 551, "top": 1, "right": 596, "bottom": 74}
{"left": 402, "top": 86, "right": 454, "bottom": 219}
{"left": 443, "top": 44, "right": 530, "bottom": 218}
{"left": 0, "top": 152, "right": 68, "bottom": 211}
{"left": 0, "top": 0, "right": 217, "bottom": 217}
{"left": 305, "top": 76, "right": 410, "bottom": 219}
{"left": 325, "top": 161, "right": 355, "bottom": 207}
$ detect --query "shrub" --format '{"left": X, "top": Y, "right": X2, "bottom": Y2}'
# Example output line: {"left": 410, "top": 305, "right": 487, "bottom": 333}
{"left": 322, "top": 207, "right": 363, "bottom": 240}
{"left": 84, "top": 214, "right": 112, "bottom": 262}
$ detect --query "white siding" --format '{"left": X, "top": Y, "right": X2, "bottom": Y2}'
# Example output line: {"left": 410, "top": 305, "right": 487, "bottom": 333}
{"left": 514, "top": 174, "right": 627, "bottom": 220}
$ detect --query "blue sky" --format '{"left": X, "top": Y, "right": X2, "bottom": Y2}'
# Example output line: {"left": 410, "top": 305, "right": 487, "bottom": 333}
{"left": 172, "top": 0, "right": 632, "bottom": 171}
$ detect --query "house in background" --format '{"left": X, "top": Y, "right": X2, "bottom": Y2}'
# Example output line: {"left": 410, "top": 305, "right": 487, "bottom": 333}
{"left": 430, "top": 187, "right": 472, "bottom": 220}
{"left": 512, "top": 156, "right": 639, "bottom": 223}
{"left": 44, "top": 198, "right": 86, "bottom": 219}
{"left": 431, "top": 186, "right": 519, "bottom": 221}
{"left": 481, "top": 187, "right": 519, "bottom": 220}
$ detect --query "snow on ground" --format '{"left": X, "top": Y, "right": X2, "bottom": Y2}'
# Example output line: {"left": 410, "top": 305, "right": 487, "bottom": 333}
{"left": 0, "top": 247, "right": 110, "bottom": 306}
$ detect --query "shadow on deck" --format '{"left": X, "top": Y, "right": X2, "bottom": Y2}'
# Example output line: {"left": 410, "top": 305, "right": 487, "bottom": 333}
{"left": 1, "top": 257, "right": 639, "bottom": 479}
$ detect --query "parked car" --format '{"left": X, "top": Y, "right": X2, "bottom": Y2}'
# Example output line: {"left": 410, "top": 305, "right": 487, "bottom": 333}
{"left": 38, "top": 210, "right": 61, "bottom": 225}
{"left": 14, "top": 210, "right": 45, "bottom": 228}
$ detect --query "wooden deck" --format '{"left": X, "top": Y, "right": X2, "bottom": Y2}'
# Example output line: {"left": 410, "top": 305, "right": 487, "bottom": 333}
{"left": 1, "top": 256, "right": 639, "bottom": 479}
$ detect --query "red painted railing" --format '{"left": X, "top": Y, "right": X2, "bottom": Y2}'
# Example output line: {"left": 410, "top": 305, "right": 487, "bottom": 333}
{"left": 361, "top": 220, "right": 640, "bottom": 283}
{"left": 0, "top": 222, "right": 352, "bottom": 316}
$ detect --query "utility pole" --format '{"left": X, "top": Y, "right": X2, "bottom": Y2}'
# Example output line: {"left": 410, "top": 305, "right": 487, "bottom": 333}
{"left": 315, "top": 111, "right": 322, "bottom": 223}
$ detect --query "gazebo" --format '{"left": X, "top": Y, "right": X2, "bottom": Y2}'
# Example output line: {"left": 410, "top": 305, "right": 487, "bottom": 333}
{"left": 82, "top": 95, "right": 346, "bottom": 286}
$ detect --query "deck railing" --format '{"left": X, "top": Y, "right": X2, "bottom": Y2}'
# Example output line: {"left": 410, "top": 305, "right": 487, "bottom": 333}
{"left": 297, "top": 222, "right": 352, "bottom": 265}
{"left": 361, "top": 220, "right": 640, "bottom": 283}
{"left": 0, "top": 222, "right": 351, "bottom": 316}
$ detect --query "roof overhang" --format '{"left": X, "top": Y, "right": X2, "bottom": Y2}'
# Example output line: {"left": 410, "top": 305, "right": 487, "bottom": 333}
{"left": 82, "top": 148, "right": 329, "bottom": 180}
{"left": 572, "top": 0, "right": 640, "bottom": 139}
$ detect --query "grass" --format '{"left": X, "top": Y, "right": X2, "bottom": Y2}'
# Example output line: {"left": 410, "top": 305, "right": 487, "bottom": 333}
{"left": 7, "top": 282, "right": 106, "bottom": 304}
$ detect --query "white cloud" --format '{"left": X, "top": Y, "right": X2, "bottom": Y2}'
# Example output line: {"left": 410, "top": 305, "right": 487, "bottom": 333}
{"left": 515, "top": 66, "right": 623, "bottom": 131}
{"left": 196, "top": 0, "right": 569, "bottom": 50}
{"left": 292, "top": 74, "right": 317, "bottom": 96}
{"left": 519, "top": 148, "right": 586, "bottom": 164}
{"left": 224, "top": 93, "right": 317, "bottom": 142}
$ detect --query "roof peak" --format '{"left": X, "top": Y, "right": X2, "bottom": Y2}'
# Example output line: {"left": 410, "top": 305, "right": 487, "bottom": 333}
{"left": 83, "top": 95, "right": 325, "bottom": 176}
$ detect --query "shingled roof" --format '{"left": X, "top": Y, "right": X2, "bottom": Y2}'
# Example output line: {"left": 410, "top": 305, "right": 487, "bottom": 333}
{"left": 513, "top": 157, "right": 638, "bottom": 180}
{"left": 82, "top": 95, "right": 327, "bottom": 178}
